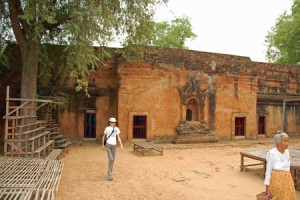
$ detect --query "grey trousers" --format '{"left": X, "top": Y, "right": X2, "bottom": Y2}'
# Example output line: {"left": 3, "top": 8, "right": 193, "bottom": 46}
{"left": 105, "top": 143, "right": 117, "bottom": 177}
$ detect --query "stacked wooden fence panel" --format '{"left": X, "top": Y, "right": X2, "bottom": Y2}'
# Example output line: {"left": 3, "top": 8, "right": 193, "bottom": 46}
{"left": 0, "top": 156, "right": 63, "bottom": 200}
{"left": 0, "top": 188, "right": 34, "bottom": 200}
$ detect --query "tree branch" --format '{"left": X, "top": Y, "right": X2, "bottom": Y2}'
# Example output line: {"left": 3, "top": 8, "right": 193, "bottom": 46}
{"left": 43, "top": 2, "right": 71, "bottom": 31}
{"left": 8, "top": 0, "right": 26, "bottom": 50}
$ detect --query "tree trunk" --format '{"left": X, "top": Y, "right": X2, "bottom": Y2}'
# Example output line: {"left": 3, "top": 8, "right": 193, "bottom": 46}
{"left": 19, "top": 41, "right": 39, "bottom": 117}
{"left": 20, "top": 42, "right": 39, "bottom": 100}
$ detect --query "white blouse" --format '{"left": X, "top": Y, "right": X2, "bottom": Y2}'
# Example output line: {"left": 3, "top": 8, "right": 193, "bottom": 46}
{"left": 264, "top": 147, "right": 290, "bottom": 185}
{"left": 104, "top": 126, "right": 120, "bottom": 145}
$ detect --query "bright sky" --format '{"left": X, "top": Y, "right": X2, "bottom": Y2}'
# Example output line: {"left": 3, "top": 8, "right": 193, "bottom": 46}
{"left": 154, "top": 0, "right": 293, "bottom": 62}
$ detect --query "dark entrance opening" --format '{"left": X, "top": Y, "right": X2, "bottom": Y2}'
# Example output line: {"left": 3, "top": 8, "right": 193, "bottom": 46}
{"left": 235, "top": 117, "right": 245, "bottom": 136}
{"left": 133, "top": 115, "right": 147, "bottom": 139}
{"left": 84, "top": 113, "right": 96, "bottom": 138}
{"left": 258, "top": 116, "right": 266, "bottom": 135}
{"left": 186, "top": 109, "right": 192, "bottom": 121}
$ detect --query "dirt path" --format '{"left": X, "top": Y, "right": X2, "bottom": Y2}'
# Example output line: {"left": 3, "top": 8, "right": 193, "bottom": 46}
{"left": 56, "top": 137, "right": 300, "bottom": 200}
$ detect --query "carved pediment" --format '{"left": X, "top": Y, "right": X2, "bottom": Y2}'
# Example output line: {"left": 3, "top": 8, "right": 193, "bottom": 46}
{"left": 179, "top": 77, "right": 207, "bottom": 104}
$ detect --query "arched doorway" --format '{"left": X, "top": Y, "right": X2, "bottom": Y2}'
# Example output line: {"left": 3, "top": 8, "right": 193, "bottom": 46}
{"left": 186, "top": 98, "right": 199, "bottom": 121}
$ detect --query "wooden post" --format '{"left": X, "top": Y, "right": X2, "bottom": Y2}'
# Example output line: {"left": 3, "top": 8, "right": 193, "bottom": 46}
{"left": 282, "top": 99, "right": 286, "bottom": 132}
{"left": 240, "top": 154, "right": 244, "bottom": 171}
{"left": 4, "top": 86, "right": 10, "bottom": 156}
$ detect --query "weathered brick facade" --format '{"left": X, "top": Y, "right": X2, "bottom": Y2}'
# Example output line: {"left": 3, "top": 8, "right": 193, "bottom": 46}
{"left": 1, "top": 46, "right": 300, "bottom": 142}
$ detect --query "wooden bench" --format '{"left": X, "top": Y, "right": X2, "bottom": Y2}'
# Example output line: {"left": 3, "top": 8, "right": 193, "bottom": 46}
{"left": 35, "top": 140, "right": 54, "bottom": 158}
{"left": 45, "top": 149, "right": 62, "bottom": 160}
{"left": 240, "top": 150, "right": 268, "bottom": 172}
{"left": 133, "top": 142, "right": 163, "bottom": 156}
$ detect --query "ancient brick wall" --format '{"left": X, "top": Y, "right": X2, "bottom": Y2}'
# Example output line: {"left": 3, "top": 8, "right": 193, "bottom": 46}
{"left": 57, "top": 66, "right": 119, "bottom": 141}
{"left": 1, "top": 45, "right": 300, "bottom": 142}
{"left": 114, "top": 46, "right": 300, "bottom": 140}
{"left": 117, "top": 61, "right": 182, "bottom": 140}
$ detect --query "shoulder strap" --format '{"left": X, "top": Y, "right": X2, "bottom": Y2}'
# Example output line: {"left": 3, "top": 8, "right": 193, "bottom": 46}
{"left": 106, "top": 127, "right": 115, "bottom": 140}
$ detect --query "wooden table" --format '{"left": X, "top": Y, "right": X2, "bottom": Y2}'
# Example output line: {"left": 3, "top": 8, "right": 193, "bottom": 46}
{"left": 133, "top": 142, "right": 163, "bottom": 156}
{"left": 240, "top": 148, "right": 300, "bottom": 189}
{"left": 240, "top": 149, "right": 269, "bottom": 172}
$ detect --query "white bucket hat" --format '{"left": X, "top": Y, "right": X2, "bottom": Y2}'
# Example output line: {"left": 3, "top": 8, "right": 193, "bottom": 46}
{"left": 108, "top": 117, "right": 117, "bottom": 123}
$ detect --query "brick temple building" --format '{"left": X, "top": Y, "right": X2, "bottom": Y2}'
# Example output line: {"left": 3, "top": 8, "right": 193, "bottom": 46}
{"left": 1, "top": 45, "right": 300, "bottom": 143}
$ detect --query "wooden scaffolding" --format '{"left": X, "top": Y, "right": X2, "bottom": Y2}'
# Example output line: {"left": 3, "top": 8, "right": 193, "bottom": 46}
{"left": 3, "top": 86, "right": 71, "bottom": 159}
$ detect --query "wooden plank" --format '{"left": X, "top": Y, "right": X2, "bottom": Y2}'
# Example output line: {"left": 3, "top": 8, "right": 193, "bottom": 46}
{"left": 22, "top": 127, "right": 46, "bottom": 135}
{"left": 34, "top": 189, "right": 55, "bottom": 200}
{"left": 35, "top": 140, "right": 54, "bottom": 154}
{"left": 6, "top": 97, "right": 52, "bottom": 103}
{"left": 45, "top": 149, "right": 62, "bottom": 160}
{"left": 56, "top": 139, "right": 67, "bottom": 144}
{"left": 0, "top": 157, "right": 48, "bottom": 188}
{"left": 28, "top": 131, "right": 50, "bottom": 141}
{"left": 35, "top": 160, "right": 64, "bottom": 191}
{"left": 4, "top": 86, "right": 9, "bottom": 156}
{"left": 5, "top": 115, "right": 35, "bottom": 120}
{"left": 59, "top": 141, "right": 72, "bottom": 149}
{"left": 0, "top": 188, "right": 33, "bottom": 200}
{"left": 16, "top": 121, "right": 46, "bottom": 129}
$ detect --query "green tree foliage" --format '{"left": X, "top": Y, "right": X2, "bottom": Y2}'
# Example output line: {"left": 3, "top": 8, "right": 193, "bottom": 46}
{"left": 0, "top": 0, "right": 163, "bottom": 98}
{"left": 148, "top": 16, "right": 197, "bottom": 49}
{"left": 266, "top": 0, "right": 300, "bottom": 65}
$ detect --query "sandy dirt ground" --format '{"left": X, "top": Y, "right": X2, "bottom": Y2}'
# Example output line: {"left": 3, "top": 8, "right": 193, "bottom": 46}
{"left": 56, "top": 136, "right": 300, "bottom": 200}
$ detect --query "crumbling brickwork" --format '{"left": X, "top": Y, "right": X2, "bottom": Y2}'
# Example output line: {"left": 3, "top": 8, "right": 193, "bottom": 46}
{"left": 1, "top": 45, "right": 300, "bottom": 142}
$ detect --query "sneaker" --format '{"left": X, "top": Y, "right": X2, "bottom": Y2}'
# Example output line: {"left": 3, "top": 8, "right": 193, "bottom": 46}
{"left": 108, "top": 176, "right": 113, "bottom": 181}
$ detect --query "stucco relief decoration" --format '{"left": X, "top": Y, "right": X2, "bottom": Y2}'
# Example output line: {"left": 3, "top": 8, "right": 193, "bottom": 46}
{"left": 176, "top": 121, "right": 210, "bottom": 136}
{"left": 179, "top": 77, "right": 207, "bottom": 105}
{"left": 175, "top": 76, "right": 216, "bottom": 142}
{"left": 210, "top": 60, "right": 216, "bottom": 71}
